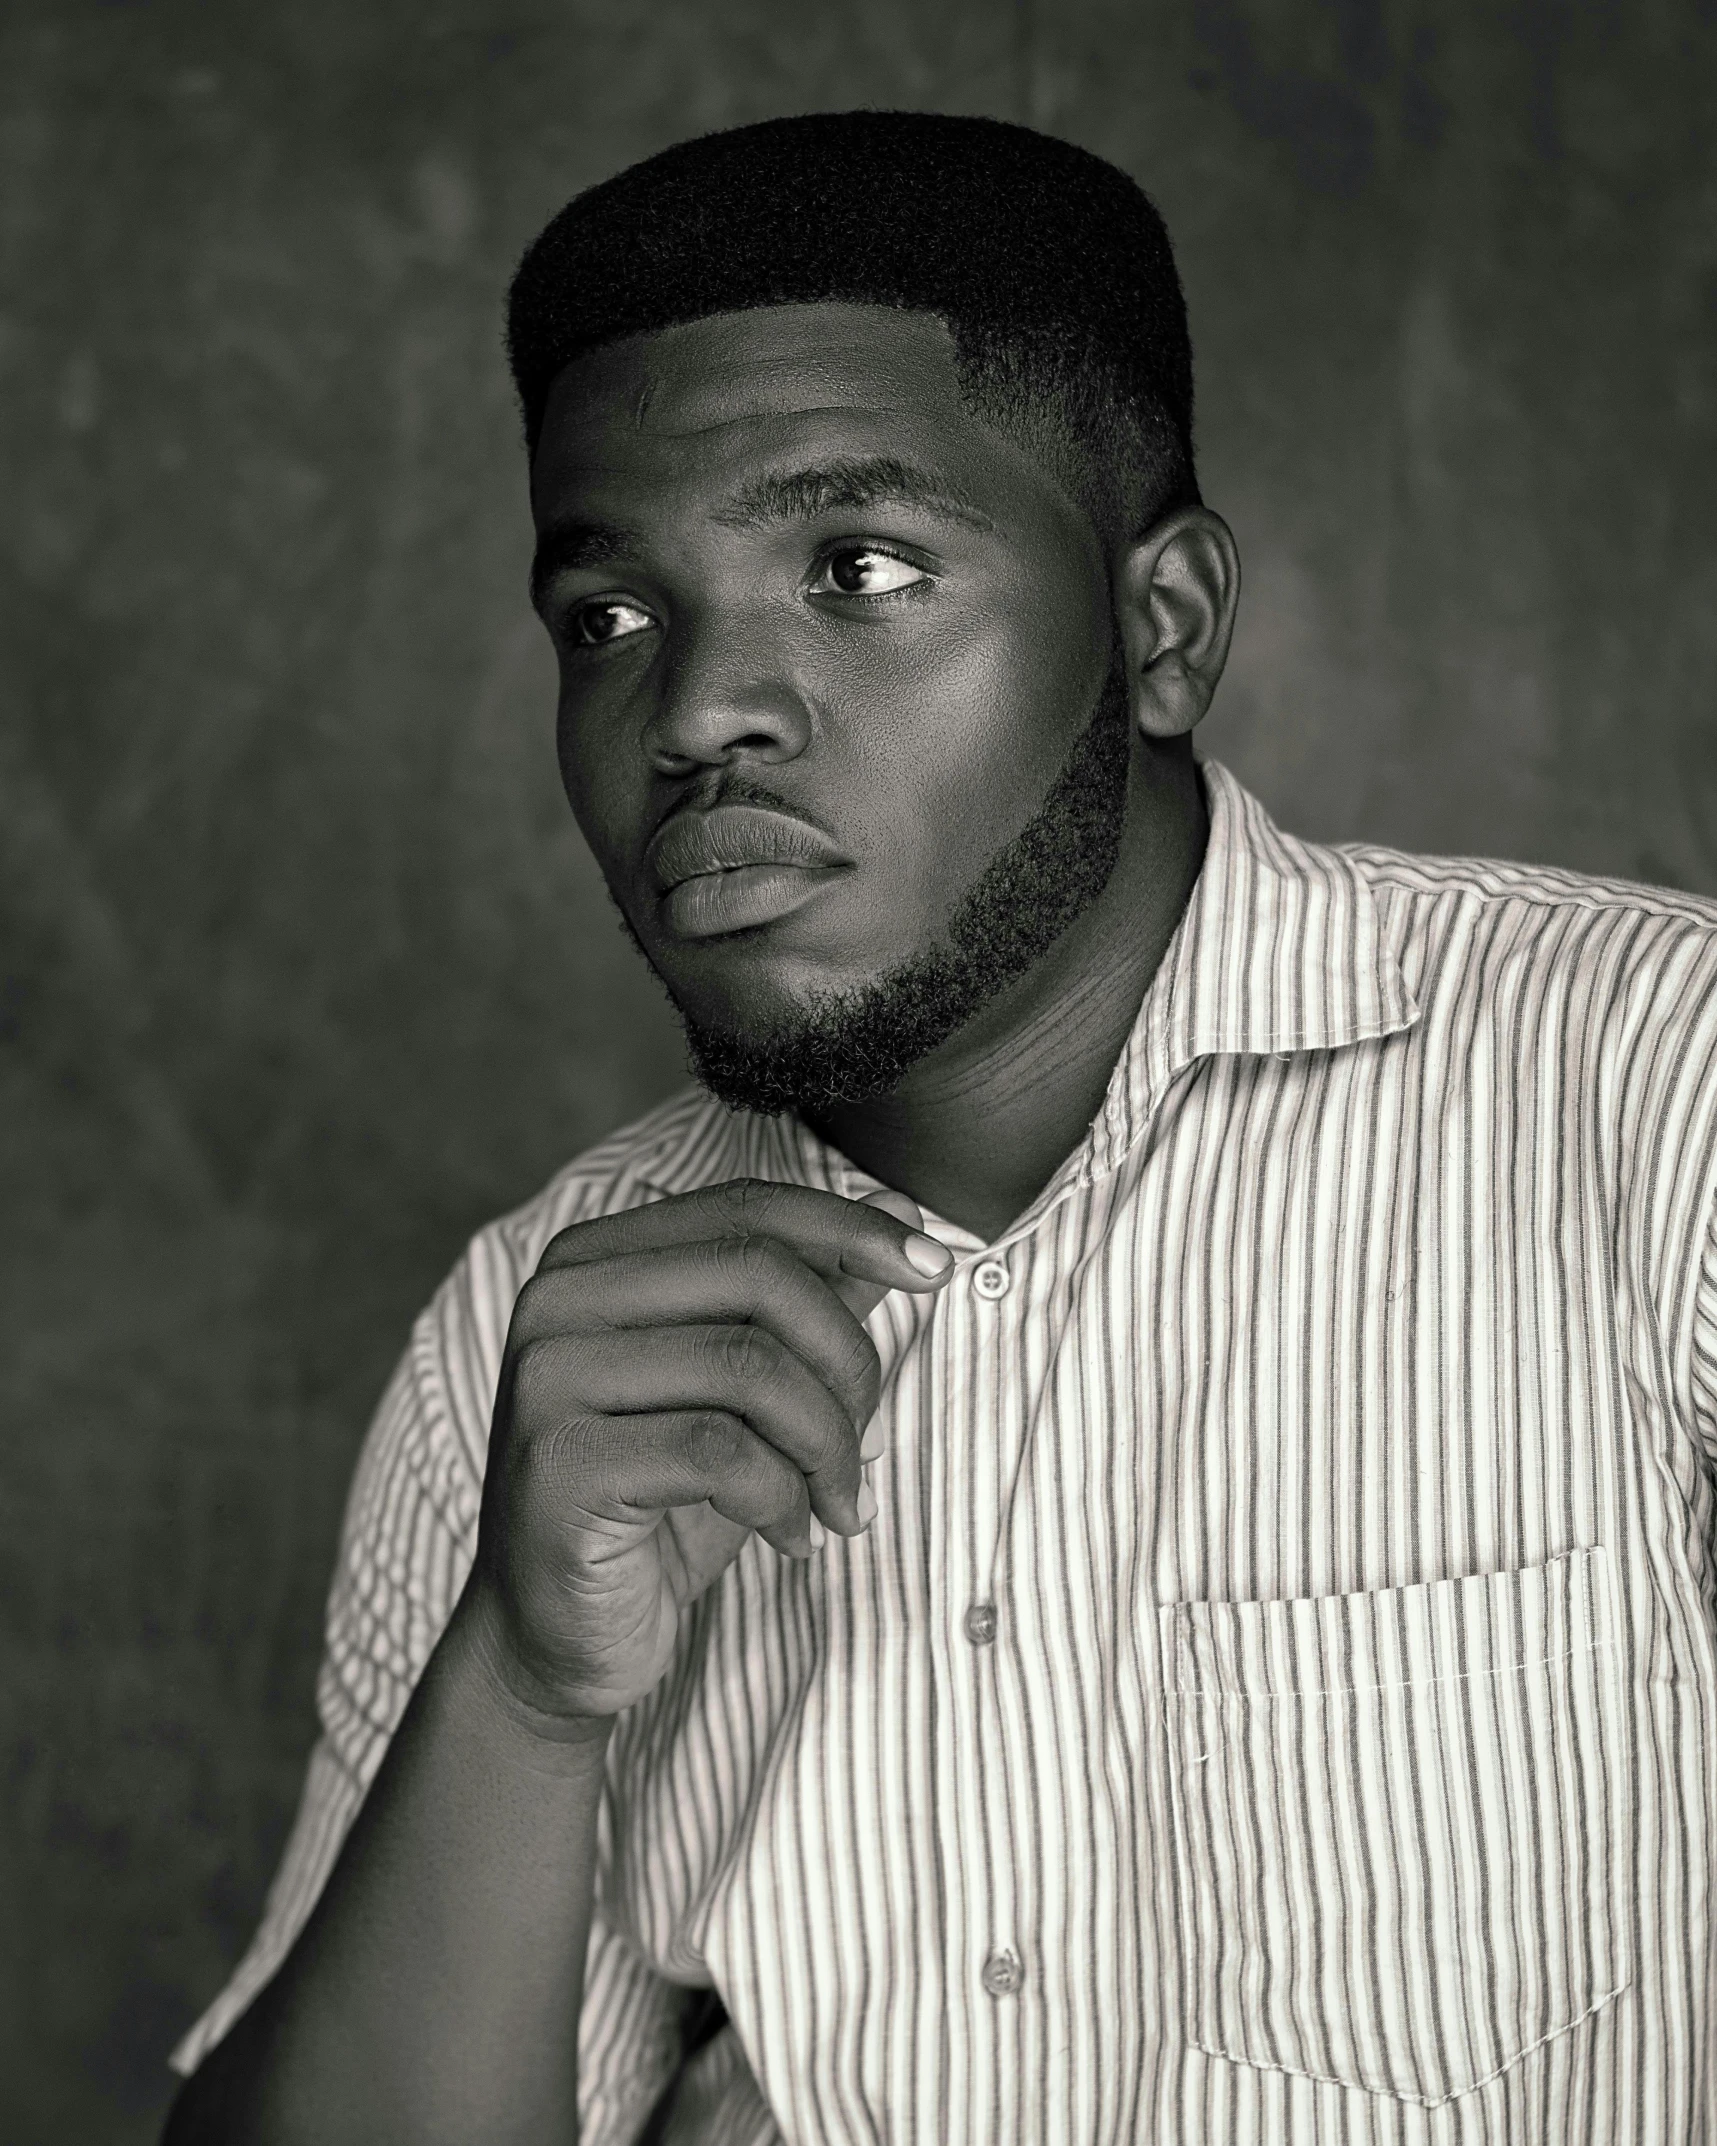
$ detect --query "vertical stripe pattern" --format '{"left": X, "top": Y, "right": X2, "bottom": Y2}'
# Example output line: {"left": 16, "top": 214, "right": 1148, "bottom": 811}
{"left": 173, "top": 758, "right": 1717, "bottom": 2143}
{"left": 1160, "top": 1547, "right": 1628, "bottom": 2105}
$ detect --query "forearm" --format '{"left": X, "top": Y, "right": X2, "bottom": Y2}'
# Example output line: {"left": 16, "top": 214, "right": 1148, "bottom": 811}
{"left": 162, "top": 1591, "right": 614, "bottom": 2146}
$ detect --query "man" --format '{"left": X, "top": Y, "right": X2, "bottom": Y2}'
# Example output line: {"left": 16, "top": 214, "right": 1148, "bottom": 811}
{"left": 163, "top": 111, "right": 1717, "bottom": 2145}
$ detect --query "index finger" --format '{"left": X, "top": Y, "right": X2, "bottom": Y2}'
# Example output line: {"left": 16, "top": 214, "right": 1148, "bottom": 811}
{"left": 536, "top": 1178, "right": 953, "bottom": 1289}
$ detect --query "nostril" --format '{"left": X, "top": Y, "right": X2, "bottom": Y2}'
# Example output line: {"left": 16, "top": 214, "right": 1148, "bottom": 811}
{"left": 645, "top": 671, "right": 814, "bottom": 768}
{"left": 647, "top": 735, "right": 790, "bottom": 775}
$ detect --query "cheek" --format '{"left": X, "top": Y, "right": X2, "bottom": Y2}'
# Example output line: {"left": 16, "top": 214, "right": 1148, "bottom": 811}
{"left": 552, "top": 701, "right": 595, "bottom": 836}
{"left": 554, "top": 695, "right": 639, "bottom": 885}
{"left": 848, "top": 595, "right": 1107, "bottom": 900}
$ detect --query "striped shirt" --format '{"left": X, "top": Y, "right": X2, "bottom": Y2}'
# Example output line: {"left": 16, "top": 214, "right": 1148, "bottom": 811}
{"left": 173, "top": 755, "right": 1717, "bottom": 2143}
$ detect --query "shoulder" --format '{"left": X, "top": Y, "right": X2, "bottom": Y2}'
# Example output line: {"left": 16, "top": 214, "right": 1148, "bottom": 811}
{"left": 483, "top": 1083, "right": 733, "bottom": 1273}
{"left": 400, "top": 1085, "right": 734, "bottom": 1484}
{"left": 430, "top": 1080, "right": 728, "bottom": 1351}
{"left": 1339, "top": 833, "right": 1717, "bottom": 937}
{"left": 1339, "top": 834, "right": 1717, "bottom": 1033}
{"left": 1330, "top": 832, "right": 1717, "bottom": 944}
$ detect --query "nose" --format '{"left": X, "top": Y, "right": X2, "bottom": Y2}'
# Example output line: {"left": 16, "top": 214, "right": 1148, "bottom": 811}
{"left": 641, "top": 621, "right": 813, "bottom": 774}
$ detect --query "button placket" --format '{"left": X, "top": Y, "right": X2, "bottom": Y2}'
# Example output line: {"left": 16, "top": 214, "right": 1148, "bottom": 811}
{"left": 924, "top": 1248, "right": 1025, "bottom": 2125}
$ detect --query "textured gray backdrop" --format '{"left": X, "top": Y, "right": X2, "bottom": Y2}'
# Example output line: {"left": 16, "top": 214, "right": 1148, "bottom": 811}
{"left": 3, "top": 2, "right": 1715, "bottom": 2138}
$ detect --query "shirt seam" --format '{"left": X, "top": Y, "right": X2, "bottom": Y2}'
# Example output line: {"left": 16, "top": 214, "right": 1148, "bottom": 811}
{"left": 1188, "top": 1972, "right": 1631, "bottom": 2109}
{"left": 1347, "top": 853, "right": 1717, "bottom": 932}
{"left": 1168, "top": 1634, "right": 1608, "bottom": 1703}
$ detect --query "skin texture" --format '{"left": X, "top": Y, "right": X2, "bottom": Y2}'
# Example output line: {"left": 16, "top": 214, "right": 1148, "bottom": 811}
{"left": 530, "top": 303, "right": 1239, "bottom": 1238}
{"left": 667, "top": 648, "right": 1138, "bottom": 1123}
{"left": 160, "top": 301, "right": 1241, "bottom": 2146}
{"left": 161, "top": 1183, "right": 953, "bottom": 2146}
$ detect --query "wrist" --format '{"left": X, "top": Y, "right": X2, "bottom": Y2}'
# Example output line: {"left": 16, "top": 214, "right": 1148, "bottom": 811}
{"left": 440, "top": 1582, "right": 618, "bottom": 1755}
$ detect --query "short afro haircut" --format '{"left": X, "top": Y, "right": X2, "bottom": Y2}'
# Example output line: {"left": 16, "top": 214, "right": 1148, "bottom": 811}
{"left": 505, "top": 111, "right": 1199, "bottom": 546}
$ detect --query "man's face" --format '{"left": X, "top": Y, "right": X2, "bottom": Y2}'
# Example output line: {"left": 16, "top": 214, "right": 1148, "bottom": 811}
{"left": 529, "top": 303, "right": 1122, "bottom": 1105}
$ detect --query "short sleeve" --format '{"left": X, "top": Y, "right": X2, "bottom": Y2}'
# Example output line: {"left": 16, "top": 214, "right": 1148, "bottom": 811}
{"left": 168, "top": 1238, "right": 688, "bottom": 2141}
{"left": 1689, "top": 1194, "right": 1717, "bottom": 1466}
{"left": 167, "top": 1338, "right": 446, "bottom": 2077}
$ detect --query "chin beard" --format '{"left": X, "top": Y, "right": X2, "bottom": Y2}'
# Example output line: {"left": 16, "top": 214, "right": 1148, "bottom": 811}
{"left": 668, "top": 651, "right": 1135, "bottom": 1118}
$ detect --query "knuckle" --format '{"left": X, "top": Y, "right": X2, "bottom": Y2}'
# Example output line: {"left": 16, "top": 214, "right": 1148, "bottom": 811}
{"left": 536, "top": 1217, "right": 600, "bottom": 1272}
{"left": 508, "top": 1269, "right": 563, "bottom": 1337}
{"left": 501, "top": 1403, "right": 597, "bottom": 1512}
{"left": 801, "top": 1317, "right": 878, "bottom": 1430}
{"left": 834, "top": 1322, "right": 881, "bottom": 1395}
{"left": 712, "top": 1176, "right": 776, "bottom": 1238}
{"left": 685, "top": 1409, "right": 746, "bottom": 1477}
{"left": 838, "top": 1195, "right": 890, "bottom": 1257}
{"left": 713, "top": 1231, "right": 788, "bottom": 1287}
{"left": 708, "top": 1322, "right": 776, "bottom": 1388}
{"left": 508, "top": 1336, "right": 563, "bottom": 1420}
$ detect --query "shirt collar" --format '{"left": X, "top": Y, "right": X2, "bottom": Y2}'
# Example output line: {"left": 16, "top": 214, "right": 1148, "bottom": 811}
{"left": 633, "top": 755, "right": 1420, "bottom": 1222}
{"left": 1089, "top": 753, "right": 1422, "bottom": 1178}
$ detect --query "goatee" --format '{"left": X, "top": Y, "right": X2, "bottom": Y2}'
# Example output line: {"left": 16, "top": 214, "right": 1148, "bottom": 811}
{"left": 674, "top": 651, "right": 1135, "bottom": 1117}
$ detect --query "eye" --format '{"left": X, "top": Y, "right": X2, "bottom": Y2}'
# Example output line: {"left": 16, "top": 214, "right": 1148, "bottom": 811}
{"left": 566, "top": 598, "right": 655, "bottom": 648}
{"left": 810, "top": 546, "right": 930, "bottom": 599}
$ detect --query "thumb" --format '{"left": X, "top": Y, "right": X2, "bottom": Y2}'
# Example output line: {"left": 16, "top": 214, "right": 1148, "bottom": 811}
{"left": 830, "top": 1187, "right": 929, "bottom": 1324}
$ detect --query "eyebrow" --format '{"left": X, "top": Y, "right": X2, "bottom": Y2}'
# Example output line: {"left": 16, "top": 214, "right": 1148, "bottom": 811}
{"left": 708, "top": 455, "right": 996, "bottom": 535}
{"left": 530, "top": 519, "right": 640, "bottom": 610}
{"left": 530, "top": 454, "right": 994, "bottom": 611}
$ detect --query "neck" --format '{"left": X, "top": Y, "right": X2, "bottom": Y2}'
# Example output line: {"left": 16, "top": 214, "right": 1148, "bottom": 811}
{"left": 805, "top": 744, "right": 1209, "bottom": 1243}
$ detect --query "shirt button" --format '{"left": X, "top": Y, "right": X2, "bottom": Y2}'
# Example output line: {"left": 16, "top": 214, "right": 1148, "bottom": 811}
{"left": 981, "top": 1948, "right": 1023, "bottom": 1996}
{"left": 963, "top": 1602, "right": 998, "bottom": 1645}
{"left": 972, "top": 1259, "right": 1010, "bottom": 1299}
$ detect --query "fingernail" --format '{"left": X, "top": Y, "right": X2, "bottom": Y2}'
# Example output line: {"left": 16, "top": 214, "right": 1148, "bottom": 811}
{"left": 805, "top": 1516, "right": 826, "bottom": 1554}
{"left": 903, "top": 1232, "right": 951, "bottom": 1277}
{"left": 859, "top": 1421, "right": 884, "bottom": 1462}
{"left": 855, "top": 1482, "right": 878, "bottom": 1526}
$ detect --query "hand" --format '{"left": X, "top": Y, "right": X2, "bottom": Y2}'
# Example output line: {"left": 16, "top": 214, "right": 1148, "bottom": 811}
{"left": 458, "top": 1179, "right": 954, "bottom": 1728}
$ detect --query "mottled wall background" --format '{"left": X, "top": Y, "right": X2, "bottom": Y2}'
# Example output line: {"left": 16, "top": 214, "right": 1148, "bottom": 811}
{"left": 2, "top": 2, "right": 1714, "bottom": 2137}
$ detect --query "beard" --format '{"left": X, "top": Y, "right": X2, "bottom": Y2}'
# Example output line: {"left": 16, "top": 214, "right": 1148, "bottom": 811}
{"left": 650, "top": 644, "right": 1136, "bottom": 1118}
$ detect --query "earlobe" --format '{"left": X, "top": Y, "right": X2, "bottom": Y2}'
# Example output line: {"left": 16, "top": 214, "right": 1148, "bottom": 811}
{"left": 1115, "top": 508, "right": 1242, "bottom": 741}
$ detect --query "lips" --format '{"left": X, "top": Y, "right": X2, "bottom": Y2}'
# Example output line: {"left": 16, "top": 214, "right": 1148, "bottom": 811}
{"left": 645, "top": 802, "right": 852, "bottom": 940}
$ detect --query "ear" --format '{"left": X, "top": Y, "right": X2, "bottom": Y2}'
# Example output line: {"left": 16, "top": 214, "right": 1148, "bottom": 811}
{"left": 1113, "top": 508, "right": 1242, "bottom": 742}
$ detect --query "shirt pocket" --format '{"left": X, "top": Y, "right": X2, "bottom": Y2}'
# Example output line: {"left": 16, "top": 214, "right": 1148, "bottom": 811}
{"left": 1158, "top": 1547, "right": 1630, "bottom": 2107}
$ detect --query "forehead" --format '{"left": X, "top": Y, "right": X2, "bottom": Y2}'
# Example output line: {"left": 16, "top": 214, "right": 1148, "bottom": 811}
{"left": 528, "top": 304, "right": 1052, "bottom": 524}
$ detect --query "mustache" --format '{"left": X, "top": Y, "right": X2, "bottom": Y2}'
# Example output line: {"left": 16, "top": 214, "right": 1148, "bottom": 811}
{"left": 664, "top": 769, "right": 841, "bottom": 844}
